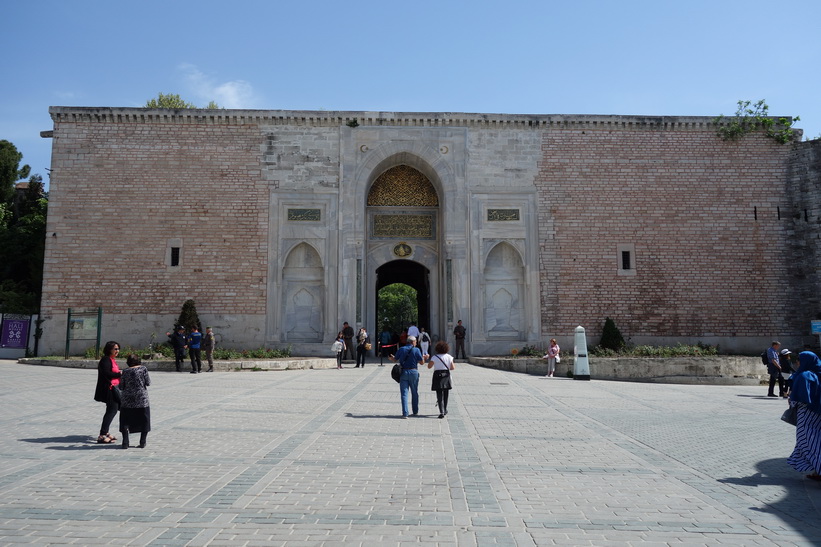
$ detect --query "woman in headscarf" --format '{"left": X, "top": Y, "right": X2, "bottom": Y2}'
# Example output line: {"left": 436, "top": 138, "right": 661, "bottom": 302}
{"left": 787, "top": 351, "right": 821, "bottom": 480}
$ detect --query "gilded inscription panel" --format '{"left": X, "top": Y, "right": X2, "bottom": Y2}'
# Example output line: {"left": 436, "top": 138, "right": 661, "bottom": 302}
{"left": 287, "top": 208, "right": 321, "bottom": 221}
{"left": 367, "top": 165, "right": 439, "bottom": 207}
{"left": 487, "top": 209, "right": 520, "bottom": 221}
{"left": 372, "top": 214, "right": 435, "bottom": 239}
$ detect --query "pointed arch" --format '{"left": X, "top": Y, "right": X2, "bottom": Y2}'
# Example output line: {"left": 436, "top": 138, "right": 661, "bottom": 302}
{"left": 281, "top": 242, "right": 324, "bottom": 342}
{"left": 483, "top": 242, "right": 524, "bottom": 337}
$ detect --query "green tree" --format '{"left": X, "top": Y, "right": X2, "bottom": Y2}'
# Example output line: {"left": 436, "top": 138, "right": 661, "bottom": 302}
{"left": 714, "top": 99, "right": 800, "bottom": 144}
{"left": 599, "top": 317, "right": 625, "bottom": 351}
{"left": 177, "top": 299, "right": 202, "bottom": 332}
{"left": 0, "top": 167, "right": 47, "bottom": 314}
{"left": 145, "top": 93, "right": 221, "bottom": 109}
{"left": 0, "top": 140, "right": 31, "bottom": 203}
{"left": 377, "top": 284, "right": 417, "bottom": 335}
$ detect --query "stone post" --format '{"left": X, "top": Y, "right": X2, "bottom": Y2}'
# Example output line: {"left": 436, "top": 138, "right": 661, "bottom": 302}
{"left": 573, "top": 325, "right": 591, "bottom": 380}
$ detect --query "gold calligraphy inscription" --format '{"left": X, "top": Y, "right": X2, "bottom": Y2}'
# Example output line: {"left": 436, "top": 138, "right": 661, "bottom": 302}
{"left": 373, "top": 214, "right": 434, "bottom": 239}
{"left": 487, "top": 209, "right": 520, "bottom": 221}
{"left": 393, "top": 243, "right": 412, "bottom": 257}
{"left": 287, "top": 208, "right": 321, "bottom": 221}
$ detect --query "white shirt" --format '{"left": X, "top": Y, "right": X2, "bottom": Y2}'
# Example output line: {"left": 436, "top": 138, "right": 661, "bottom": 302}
{"left": 431, "top": 353, "right": 454, "bottom": 371}
{"left": 407, "top": 325, "right": 420, "bottom": 338}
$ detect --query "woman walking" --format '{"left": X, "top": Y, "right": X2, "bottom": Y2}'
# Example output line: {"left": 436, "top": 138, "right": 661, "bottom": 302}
{"left": 787, "top": 351, "right": 821, "bottom": 480}
{"left": 427, "top": 340, "right": 455, "bottom": 419}
{"left": 93, "top": 341, "right": 122, "bottom": 444}
{"left": 119, "top": 354, "right": 151, "bottom": 449}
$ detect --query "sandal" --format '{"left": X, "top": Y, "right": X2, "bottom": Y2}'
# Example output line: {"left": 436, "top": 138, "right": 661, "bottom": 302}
{"left": 105, "top": 433, "right": 117, "bottom": 442}
{"left": 96, "top": 435, "right": 114, "bottom": 444}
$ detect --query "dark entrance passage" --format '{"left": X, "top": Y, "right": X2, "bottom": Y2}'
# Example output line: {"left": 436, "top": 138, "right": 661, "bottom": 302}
{"left": 375, "top": 260, "right": 430, "bottom": 333}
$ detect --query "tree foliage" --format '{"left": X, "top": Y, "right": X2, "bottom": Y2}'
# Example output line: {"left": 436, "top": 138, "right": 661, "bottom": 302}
{"left": 0, "top": 143, "right": 47, "bottom": 314}
{"left": 377, "top": 284, "right": 417, "bottom": 335}
{"left": 177, "top": 299, "right": 202, "bottom": 332}
{"left": 0, "top": 140, "right": 31, "bottom": 203}
{"left": 714, "top": 99, "right": 800, "bottom": 145}
{"left": 145, "top": 93, "right": 221, "bottom": 109}
{"left": 599, "top": 317, "right": 625, "bottom": 351}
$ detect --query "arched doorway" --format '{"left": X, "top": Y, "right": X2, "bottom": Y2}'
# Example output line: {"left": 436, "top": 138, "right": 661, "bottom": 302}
{"left": 365, "top": 162, "right": 441, "bottom": 340}
{"left": 375, "top": 260, "right": 430, "bottom": 333}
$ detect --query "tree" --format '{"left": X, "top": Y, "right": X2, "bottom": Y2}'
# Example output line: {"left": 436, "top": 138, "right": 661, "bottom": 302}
{"left": 145, "top": 93, "right": 221, "bottom": 109}
{"left": 714, "top": 99, "right": 800, "bottom": 145}
{"left": 0, "top": 140, "right": 30, "bottom": 203}
{"left": 599, "top": 317, "right": 625, "bottom": 351}
{"left": 0, "top": 164, "right": 47, "bottom": 314}
{"left": 177, "top": 299, "right": 202, "bottom": 332}
{"left": 377, "top": 284, "right": 417, "bottom": 335}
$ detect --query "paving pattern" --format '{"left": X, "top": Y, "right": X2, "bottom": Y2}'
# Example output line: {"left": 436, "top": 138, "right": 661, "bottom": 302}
{"left": 1, "top": 359, "right": 819, "bottom": 546}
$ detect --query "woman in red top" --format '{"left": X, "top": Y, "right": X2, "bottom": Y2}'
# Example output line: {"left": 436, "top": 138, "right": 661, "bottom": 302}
{"left": 93, "top": 341, "right": 122, "bottom": 444}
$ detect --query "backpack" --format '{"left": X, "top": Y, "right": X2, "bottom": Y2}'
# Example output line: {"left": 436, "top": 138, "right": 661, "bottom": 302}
{"left": 761, "top": 351, "right": 769, "bottom": 366}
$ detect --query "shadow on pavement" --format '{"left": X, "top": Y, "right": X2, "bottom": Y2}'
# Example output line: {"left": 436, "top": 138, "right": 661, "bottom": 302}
{"left": 719, "top": 457, "right": 821, "bottom": 542}
{"left": 20, "top": 435, "right": 119, "bottom": 449}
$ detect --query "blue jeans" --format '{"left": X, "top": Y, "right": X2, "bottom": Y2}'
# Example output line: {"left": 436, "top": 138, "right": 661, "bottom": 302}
{"left": 399, "top": 369, "right": 419, "bottom": 416}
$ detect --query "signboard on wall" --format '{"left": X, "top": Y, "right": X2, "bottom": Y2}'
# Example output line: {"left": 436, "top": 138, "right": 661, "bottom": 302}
{"left": 1, "top": 315, "right": 29, "bottom": 348}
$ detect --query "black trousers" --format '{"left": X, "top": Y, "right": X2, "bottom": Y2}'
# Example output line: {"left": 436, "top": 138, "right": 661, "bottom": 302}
{"left": 99, "top": 387, "right": 120, "bottom": 436}
{"left": 174, "top": 349, "right": 186, "bottom": 371}
{"left": 436, "top": 389, "right": 450, "bottom": 414}
{"left": 343, "top": 338, "right": 355, "bottom": 359}
{"left": 768, "top": 373, "right": 785, "bottom": 395}
{"left": 356, "top": 345, "right": 367, "bottom": 367}
{"left": 189, "top": 348, "right": 202, "bottom": 371}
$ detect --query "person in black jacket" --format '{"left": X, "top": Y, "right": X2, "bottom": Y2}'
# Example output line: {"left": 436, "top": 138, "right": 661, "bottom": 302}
{"left": 93, "top": 341, "right": 122, "bottom": 444}
{"left": 166, "top": 326, "right": 187, "bottom": 372}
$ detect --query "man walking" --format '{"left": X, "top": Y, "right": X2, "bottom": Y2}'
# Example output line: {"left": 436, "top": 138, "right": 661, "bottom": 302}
{"left": 453, "top": 320, "right": 467, "bottom": 359}
{"left": 390, "top": 336, "right": 426, "bottom": 418}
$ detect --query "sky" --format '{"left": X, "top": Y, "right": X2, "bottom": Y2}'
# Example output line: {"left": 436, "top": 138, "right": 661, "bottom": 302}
{"left": 2, "top": 0, "right": 819, "bottom": 190}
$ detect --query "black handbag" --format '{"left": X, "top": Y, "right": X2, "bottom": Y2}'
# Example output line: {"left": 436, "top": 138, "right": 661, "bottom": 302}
{"left": 391, "top": 364, "right": 401, "bottom": 383}
{"left": 781, "top": 405, "right": 798, "bottom": 426}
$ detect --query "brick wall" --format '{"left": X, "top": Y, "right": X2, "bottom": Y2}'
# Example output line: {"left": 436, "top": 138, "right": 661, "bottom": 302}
{"left": 536, "top": 128, "right": 797, "bottom": 345}
{"left": 42, "top": 120, "right": 268, "bottom": 322}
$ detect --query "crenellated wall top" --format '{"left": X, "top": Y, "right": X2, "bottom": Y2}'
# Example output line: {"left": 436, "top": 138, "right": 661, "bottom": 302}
{"left": 47, "top": 106, "right": 771, "bottom": 132}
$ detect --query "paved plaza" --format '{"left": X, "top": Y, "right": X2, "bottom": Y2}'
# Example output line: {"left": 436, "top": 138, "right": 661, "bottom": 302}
{"left": 1, "top": 359, "right": 820, "bottom": 546}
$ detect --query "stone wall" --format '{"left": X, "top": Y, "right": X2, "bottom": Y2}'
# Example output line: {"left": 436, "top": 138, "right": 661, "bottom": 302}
{"left": 38, "top": 108, "right": 820, "bottom": 356}
{"left": 471, "top": 356, "right": 764, "bottom": 385}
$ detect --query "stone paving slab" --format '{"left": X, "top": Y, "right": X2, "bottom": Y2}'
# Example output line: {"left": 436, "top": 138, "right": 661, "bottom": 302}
{"left": 0, "top": 359, "right": 819, "bottom": 545}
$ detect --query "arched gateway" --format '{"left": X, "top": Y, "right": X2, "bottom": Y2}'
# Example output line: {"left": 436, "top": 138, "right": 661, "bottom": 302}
{"left": 367, "top": 165, "right": 439, "bottom": 335}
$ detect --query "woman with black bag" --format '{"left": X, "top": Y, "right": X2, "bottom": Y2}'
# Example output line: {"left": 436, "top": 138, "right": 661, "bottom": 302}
{"left": 93, "top": 341, "right": 122, "bottom": 444}
{"left": 427, "top": 340, "right": 455, "bottom": 419}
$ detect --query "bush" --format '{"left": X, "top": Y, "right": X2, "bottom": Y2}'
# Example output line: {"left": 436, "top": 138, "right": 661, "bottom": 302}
{"left": 590, "top": 343, "right": 718, "bottom": 358}
{"left": 599, "top": 317, "right": 625, "bottom": 351}
{"left": 518, "top": 345, "right": 542, "bottom": 357}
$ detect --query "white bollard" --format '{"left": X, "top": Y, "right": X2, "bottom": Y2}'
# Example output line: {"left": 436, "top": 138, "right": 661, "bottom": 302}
{"left": 573, "top": 325, "right": 591, "bottom": 381}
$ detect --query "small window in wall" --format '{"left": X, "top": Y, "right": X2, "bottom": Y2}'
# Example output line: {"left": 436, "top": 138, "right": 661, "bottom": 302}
{"left": 617, "top": 244, "right": 636, "bottom": 276}
{"left": 166, "top": 238, "right": 182, "bottom": 268}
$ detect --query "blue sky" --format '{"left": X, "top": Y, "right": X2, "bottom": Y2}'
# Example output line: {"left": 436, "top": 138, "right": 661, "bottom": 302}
{"left": 3, "top": 0, "right": 819, "bottom": 189}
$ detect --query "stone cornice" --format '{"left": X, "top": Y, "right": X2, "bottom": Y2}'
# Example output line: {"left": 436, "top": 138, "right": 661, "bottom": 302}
{"left": 48, "top": 106, "right": 790, "bottom": 132}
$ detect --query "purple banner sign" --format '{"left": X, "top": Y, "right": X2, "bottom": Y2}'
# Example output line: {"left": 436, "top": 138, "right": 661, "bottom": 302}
{"left": 1, "top": 317, "right": 29, "bottom": 348}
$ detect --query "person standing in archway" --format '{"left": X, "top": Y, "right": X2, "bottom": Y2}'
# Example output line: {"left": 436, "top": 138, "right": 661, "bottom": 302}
{"left": 453, "top": 320, "right": 467, "bottom": 359}
{"left": 342, "top": 322, "right": 355, "bottom": 361}
{"left": 418, "top": 328, "right": 431, "bottom": 357}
